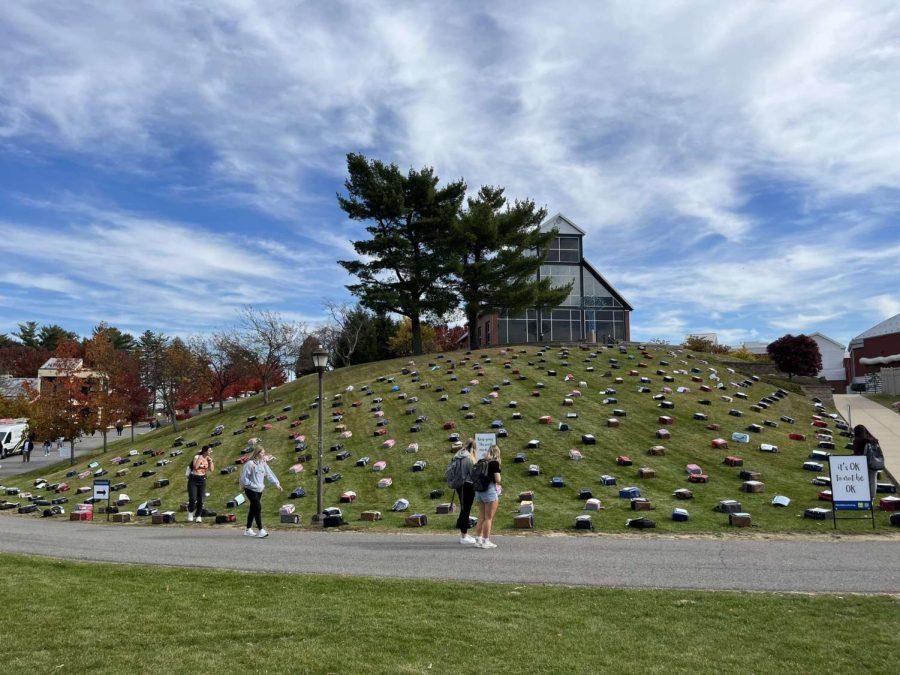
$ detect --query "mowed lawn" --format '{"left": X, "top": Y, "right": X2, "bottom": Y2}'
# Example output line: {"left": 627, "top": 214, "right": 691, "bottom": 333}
{"left": 2, "top": 345, "right": 896, "bottom": 533}
{"left": 0, "top": 554, "right": 896, "bottom": 674}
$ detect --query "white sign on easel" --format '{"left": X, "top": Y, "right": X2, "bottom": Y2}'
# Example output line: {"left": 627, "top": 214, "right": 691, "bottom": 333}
{"left": 475, "top": 433, "right": 496, "bottom": 460}
{"left": 829, "top": 455, "right": 872, "bottom": 509}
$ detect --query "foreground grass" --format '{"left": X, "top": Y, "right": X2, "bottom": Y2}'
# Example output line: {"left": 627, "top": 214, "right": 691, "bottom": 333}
{"left": 0, "top": 554, "right": 896, "bottom": 674}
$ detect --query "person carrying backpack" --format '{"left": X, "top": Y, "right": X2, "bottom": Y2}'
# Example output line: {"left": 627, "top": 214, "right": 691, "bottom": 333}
{"left": 471, "top": 444, "right": 502, "bottom": 549}
{"left": 853, "top": 424, "right": 883, "bottom": 500}
{"left": 445, "top": 439, "right": 477, "bottom": 545}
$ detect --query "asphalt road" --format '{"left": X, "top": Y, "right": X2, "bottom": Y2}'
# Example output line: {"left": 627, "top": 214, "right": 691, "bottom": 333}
{"left": 1, "top": 517, "right": 897, "bottom": 593}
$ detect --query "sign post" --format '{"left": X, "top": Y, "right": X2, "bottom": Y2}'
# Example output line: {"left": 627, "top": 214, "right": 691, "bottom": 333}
{"left": 475, "top": 433, "right": 497, "bottom": 460}
{"left": 93, "top": 478, "right": 111, "bottom": 522}
{"left": 828, "top": 455, "right": 875, "bottom": 529}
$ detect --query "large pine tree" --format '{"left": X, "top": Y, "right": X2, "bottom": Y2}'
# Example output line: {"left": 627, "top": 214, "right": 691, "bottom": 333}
{"left": 449, "top": 186, "right": 571, "bottom": 349}
{"left": 338, "top": 154, "right": 465, "bottom": 355}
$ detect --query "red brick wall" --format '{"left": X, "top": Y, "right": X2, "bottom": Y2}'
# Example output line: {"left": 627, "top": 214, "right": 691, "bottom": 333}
{"left": 848, "top": 332, "right": 900, "bottom": 383}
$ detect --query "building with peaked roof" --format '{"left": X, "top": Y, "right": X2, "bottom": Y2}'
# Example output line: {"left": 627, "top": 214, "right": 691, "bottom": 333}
{"left": 37, "top": 358, "right": 105, "bottom": 397}
{"left": 475, "top": 213, "right": 633, "bottom": 346}
{"left": 807, "top": 332, "right": 846, "bottom": 392}
{"left": 845, "top": 313, "right": 900, "bottom": 391}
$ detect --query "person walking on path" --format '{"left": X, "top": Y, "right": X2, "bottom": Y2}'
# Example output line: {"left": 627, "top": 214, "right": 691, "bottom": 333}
{"left": 186, "top": 445, "right": 214, "bottom": 523}
{"left": 115, "top": 421, "right": 124, "bottom": 437}
{"left": 239, "top": 446, "right": 282, "bottom": 538}
{"left": 21, "top": 437, "right": 33, "bottom": 463}
{"left": 472, "top": 445, "right": 502, "bottom": 549}
{"left": 446, "top": 439, "right": 477, "bottom": 545}
{"left": 853, "top": 424, "right": 883, "bottom": 501}
{"left": 42, "top": 440, "right": 51, "bottom": 457}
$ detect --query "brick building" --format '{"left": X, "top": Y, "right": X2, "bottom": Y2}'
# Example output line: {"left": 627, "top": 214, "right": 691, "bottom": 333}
{"left": 845, "top": 313, "right": 900, "bottom": 391}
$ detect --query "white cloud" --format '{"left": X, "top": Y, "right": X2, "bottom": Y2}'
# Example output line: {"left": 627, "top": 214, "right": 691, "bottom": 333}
{"left": 0, "top": 2, "right": 897, "bottom": 339}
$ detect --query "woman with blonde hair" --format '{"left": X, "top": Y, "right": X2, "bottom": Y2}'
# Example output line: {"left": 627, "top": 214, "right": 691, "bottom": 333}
{"left": 471, "top": 444, "right": 502, "bottom": 549}
{"left": 239, "top": 445, "right": 282, "bottom": 538}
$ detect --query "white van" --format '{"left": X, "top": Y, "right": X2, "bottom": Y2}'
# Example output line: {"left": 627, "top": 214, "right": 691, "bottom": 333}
{"left": 0, "top": 419, "right": 28, "bottom": 458}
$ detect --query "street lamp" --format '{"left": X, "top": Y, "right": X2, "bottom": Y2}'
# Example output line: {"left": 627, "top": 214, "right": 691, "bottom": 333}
{"left": 311, "top": 346, "right": 329, "bottom": 524}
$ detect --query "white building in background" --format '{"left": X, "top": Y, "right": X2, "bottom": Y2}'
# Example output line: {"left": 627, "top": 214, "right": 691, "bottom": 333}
{"left": 807, "top": 332, "right": 846, "bottom": 384}
{"left": 742, "top": 341, "right": 768, "bottom": 355}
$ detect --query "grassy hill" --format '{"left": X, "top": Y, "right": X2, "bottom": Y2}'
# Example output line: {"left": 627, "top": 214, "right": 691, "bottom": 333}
{"left": 1, "top": 344, "right": 895, "bottom": 533}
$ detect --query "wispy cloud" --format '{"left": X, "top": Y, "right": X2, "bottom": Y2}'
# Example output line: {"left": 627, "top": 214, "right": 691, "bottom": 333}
{"left": 0, "top": 1, "right": 897, "bottom": 342}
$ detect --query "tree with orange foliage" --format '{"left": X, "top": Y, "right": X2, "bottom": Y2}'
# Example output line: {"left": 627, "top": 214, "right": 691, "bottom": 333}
{"left": 29, "top": 342, "right": 98, "bottom": 466}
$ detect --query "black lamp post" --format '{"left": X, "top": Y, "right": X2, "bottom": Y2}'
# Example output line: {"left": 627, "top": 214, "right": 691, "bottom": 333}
{"left": 311, "top": 346, "right": 328, "bottom": 524}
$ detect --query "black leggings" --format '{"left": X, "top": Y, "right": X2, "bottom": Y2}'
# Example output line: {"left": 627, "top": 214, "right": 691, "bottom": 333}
{"left": 187, "top": 475, "right": 206, "bottom": 517}
{"left": 455, "top": 482, "right": 475, "bottom": 533}
{"left": 245, "top": 489, "right": 263, "bottom": 530}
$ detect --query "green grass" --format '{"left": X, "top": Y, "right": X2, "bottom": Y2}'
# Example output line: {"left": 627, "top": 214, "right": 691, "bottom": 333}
{"left": 865, "top": 393, "right": 900, "bottom": 413}
{"left": 1, "top": 345, "right": 895, "bottom": 533}
{"left": 0, "top": 553, "right": 895, "bottom": 674}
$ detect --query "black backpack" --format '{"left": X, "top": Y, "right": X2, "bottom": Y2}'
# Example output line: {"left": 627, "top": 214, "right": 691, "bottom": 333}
{"left": 865, "top": 441, "right": 885, "bottom": 471}
{"left": 471, "top": 459, "right": 492, "bottom": 492}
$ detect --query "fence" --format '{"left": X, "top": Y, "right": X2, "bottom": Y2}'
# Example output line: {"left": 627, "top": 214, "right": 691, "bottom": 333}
{"left": 881, "top": 367, "right": 900, "bottom": 395}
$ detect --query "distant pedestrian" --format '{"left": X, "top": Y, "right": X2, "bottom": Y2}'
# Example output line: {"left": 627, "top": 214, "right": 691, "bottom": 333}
{"left": 239, "top": 446, "right": 282, "bottom": 538}
{"left": 186, "top": 445, "right": 215, "bottom": 524}
{"left": 115, "top": 421, "right": 124, "bottom": 437}
{"left": 446, "top": 439, "right": 477, "bottom": 545}
{"left": 472, "top": 444, "right": 502, "bottom": 549}
{"left": 22, "top": 437, "right": 33, "bottom": 463}
{"left": 853, "top": 424, "right": 883, "bottom": 500}
{"left": 42, "top": 440, "right": 51, "bottom": 457}
{"left": 55, "top": 438, "right": 63, "bottom": 454}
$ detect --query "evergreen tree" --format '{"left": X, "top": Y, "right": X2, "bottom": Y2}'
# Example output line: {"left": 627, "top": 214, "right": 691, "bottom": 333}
{"left": 13, "top": 321, "right": 40, "bottom": 347}
{"left": 37, "top": 324, "right": 79, "bottom": 351}
{"left": 338, "top": 153, "right": 465, "bottom": 355}
{"left": 449, "top": 186, "right": 571, "bottom": 349}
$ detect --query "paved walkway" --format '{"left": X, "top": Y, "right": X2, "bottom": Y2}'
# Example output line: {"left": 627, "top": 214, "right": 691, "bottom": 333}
{"left": 0, "top": 423, "right": 156, "bottom": 479}
{"left": 0, "top": 517, "right": 897, "bottom": 593}
{"left": 834, "top": 394, "right": 900, "bottom": 483}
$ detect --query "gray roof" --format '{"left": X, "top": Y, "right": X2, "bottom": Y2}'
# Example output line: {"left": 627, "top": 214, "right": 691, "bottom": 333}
{"left": 852, "top": 313, "right": 900, "bottom": 341}
{"left": 40, "top": 358, "right": 83, "bottom": 371}
{"left": 0, "top": 377, "right": 38, "bottom": 398}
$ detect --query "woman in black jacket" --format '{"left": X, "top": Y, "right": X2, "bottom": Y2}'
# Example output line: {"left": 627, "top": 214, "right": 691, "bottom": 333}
{"left": 852, "top": 425, "right": 879, "bottom": 500}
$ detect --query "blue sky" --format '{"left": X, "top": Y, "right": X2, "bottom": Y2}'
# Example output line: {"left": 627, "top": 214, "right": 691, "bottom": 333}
{"left": 1, "top": 1, "right": 898, "bottom": 346}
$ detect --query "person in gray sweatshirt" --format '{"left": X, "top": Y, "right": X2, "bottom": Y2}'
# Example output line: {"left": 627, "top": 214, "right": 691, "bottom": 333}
{"left": 239, "top": 446, "right": 282, "bottom": 538}
{"left": 450, "top": 440, "right": 477, "bottom": 545}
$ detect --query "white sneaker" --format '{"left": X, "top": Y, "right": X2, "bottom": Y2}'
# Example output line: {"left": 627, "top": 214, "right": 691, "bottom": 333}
{"left": 473, "top": 540, "right": 485, "bottom": 548}
{"left": 460, "top": 534, "right": 476, "bottom": 545}
{"left": 476, "top": 536, "right": 484, "bottom": 546}
{"left": 482, "top": 540, "right": 497, "bottom": 549}
{"left": 187, "top": 513, "right": 194, "bottom": 522}
{"left": 257, "top": 528, "right": 269, "bottom": 538}
{"left": 244, "top": 528, "right": 257, "bottom": 536}
{"left": 195, "top": 517, "right": 202, "bottom": 524}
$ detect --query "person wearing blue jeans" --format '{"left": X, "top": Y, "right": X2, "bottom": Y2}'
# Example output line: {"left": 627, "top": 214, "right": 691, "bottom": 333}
{"left": 473, "top": 445, "right": 502, "bottom": 549}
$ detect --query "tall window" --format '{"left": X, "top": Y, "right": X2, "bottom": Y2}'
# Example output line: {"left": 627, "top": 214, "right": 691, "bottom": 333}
{"left": 545, "top": 236, "right": 580, "bottom": 263}
{"left": 585, "top": 309, "right": 625, "bottom": 341}
{"left": 539, "top": 264, "right": 580, "bottom": 306}
{"left": 582, "top": 272, "right": 621, "bottom": 308}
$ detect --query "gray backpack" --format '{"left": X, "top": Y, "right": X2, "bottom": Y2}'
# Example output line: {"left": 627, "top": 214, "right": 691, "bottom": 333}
{"left": 445, "top": 455, "right": 473, "bottom": 490}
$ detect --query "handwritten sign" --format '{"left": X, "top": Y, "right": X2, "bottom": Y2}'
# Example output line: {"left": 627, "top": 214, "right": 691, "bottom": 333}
{"left": 828, "top": 456, "right": 871, "bottom": 510}
{"left": 475, "top": 433, "right": 496, "bottom": 460}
